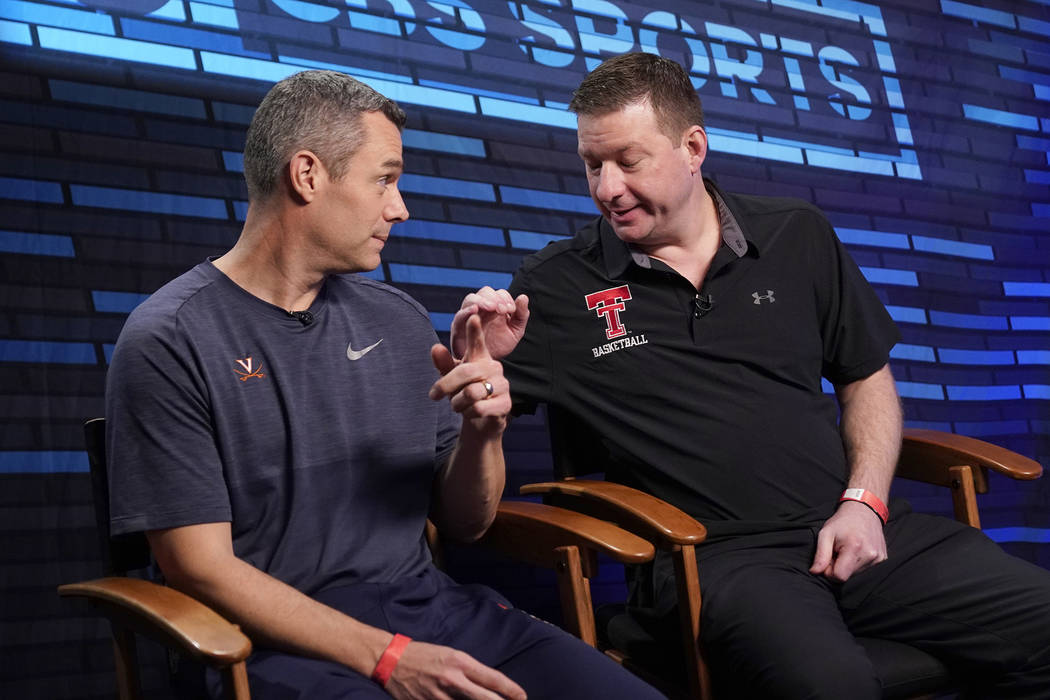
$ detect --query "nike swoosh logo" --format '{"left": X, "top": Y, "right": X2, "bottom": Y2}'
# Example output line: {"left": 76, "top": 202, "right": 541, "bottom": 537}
{"left": 347, "top": 339, "right": 383, "bottom": 361}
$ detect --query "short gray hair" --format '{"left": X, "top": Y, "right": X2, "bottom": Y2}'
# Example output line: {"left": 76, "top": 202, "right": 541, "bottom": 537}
{"left": 243, "top": 70, "right": 406, "bottom": 201}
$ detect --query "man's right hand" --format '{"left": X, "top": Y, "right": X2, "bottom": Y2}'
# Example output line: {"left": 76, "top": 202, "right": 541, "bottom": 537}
{"left": 387, "top": 639, "right": 526, "bottom": 700}
{"left": 450, "top": 287, "right": 529, "bottom": 361}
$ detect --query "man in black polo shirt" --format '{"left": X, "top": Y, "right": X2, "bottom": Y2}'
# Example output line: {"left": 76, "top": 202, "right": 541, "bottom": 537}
{"left": 453, "top": 53, "right": 1050, "bottom": 698}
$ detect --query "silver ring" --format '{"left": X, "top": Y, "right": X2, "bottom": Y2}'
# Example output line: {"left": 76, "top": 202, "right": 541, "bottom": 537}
{"left": 483, "top": 381, "right": 494, "bottom": 398}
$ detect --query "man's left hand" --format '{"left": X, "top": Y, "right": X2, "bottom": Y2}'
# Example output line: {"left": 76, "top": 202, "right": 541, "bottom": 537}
{"left": 429, "top": 314, "right": 510, "bottom": 436}
{"left": 809, "top": 500, "right": 887, "bottom": 583}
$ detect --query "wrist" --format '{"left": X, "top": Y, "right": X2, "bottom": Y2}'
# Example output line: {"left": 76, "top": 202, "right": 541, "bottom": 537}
{"left": 371, "top": 633, "right": 412, "bottom": 687}
{"left": 839, "top": 488, "right": 889, "bottom": 525}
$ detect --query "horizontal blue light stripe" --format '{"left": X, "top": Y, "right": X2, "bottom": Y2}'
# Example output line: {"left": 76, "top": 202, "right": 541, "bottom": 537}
{"left": 1037, "top": 85, "right": 1050, "bottom": 101}
{"left": 1017, "top": 135, "right": 1050, "bottom": 150}
{"left": 399, "top": 174, "right": 495, "bottom": 202}
{"left": 202, "top": 52, "right": 301, "bottom": 82}
{"left": 985, "top": 527, "right": 1050, "bottom": 544}
{"left": 367, "top": 78, "right": 477, "bottom": 114}
{"left": 0, "top": 0, "right": 115, "bottom": 34}
{"left": 806, "top": 150, "right": 895, "bottom": 176}
{"left": 1000, "top": 66, "right": 1050, "bottom": 88}
{"left": 1011, "top": 316, "right": 1050, "bottom": 330}
{"left": 510, "top": 230, "right": 569, "bottom": 250}
{"left": 71, "top": 185, "right": 228, "bottom": 219}
{"left": 222, "top": 151, "right": 244, "bottom": 172}
{"left": 0, "top": 17, "right": 30, "bottom": 44}
{"left": 707, "top": 127, "right": 757, "bottom": 142}
{"left": 929, "top": 310, "right": 1008, "bottom": 330}
{"left": 103, "top": 343, "right": 115, "bottom": 364}
{"left": 388, "top": 264, "right": 511, "bottom": 289}
{"left": 963, "top": 103, "right": 1039, "bottom": 131}
{"left": 1018, "top": 16, "right": 1050, "bottom": 38}
{"left": 860, "top": 267, "right": 918, "bottom": 286}
{"left": 419, "top": 79, "right": 539, "bottom": 106}
{"left": 121, "top": 18, "right": 267, "bottom": 59}
{"left": 0, "top": 339, "right": 96, "bottom": 364}
{"left": 894, "top": 161, "right": 923, "bottom": 180}
{"left": 890, "top": 344, "right": 935, "bottom": 362}
{"left": 189, "top": 1, "right": 239, "bottom": 29}
{"left": 821, "top": 377, "right": 833, "bottom": 395}
{"left": 402, "top": 129, "right": 485, "bottom": 157}
{"left": 945, "top": 385, "right": 1022, "bottom": 400}
{"left": 1025, "top": 384, "right": 1050, "bottom": 399}
{"left": 912, "top": 235, "right": 993, "bottom": 260}
{"left": 0, "top": 451, "right": 88, "bottom": 474}
{"left": 1004, "top": 282, "right": 1050, "bottom": 297}
{"left": 277, "top": 55, "right": 413, "bottom": 85}
{"left": 430, "top": 312, "right": 453, "bottom": 332}
{"left": 49, "top": 79, "right": 207, "bottom": 118}
{"left": 0, "top": 230, "right": 74, "bottom": 257}
{"left": 896, "top": 381, "right": 945, "bottom": 400}
{"left": 1025, "top": 170, "right": 1050, "bottom": 184}
{"left": 766, "top": 136, "right": 853, "bottom": 157}
{"left": 941, "top": 0, "right": 1015, "bottom": 28}
{"left": 233, "top": 200, "right": 248, "bottom": 221}
{"left": 394, "top": 220, "right": 503, "bottom": 246}
{"left": 885, "top": 305, "right": 927, "bottom": 324}
{"left": 938, "top": 348, "right": 1015, "bottom": 365}
{"left": 92, "top": 290, "right": 150, "bottom": 313}
{"left": 1018, "top": 350, "right": 1050, "bottom": 365}
{"left": 38, "top": 26, "right": 197, "bottom": 69}
{"left": 707, "top": 134, "right": 804, "bottom": 164}
{"left": 0, "top": 176, "right": 64, "bottom": 203}
{"left": 479, "top": 97, "right": 576, "bottom": 129}
{"left": 1034, "top": 203, "right": 1050, "bottom": 217}
{"left": 500, "top": 186, "right": 595, "bottom": 214}
{"left": 837, "top": 227, "right": 910, "bottom": 249}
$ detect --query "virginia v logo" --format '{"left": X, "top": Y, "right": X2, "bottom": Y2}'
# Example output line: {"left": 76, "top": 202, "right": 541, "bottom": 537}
{"left": 586, "top": 285, "right": 632, "bottom": 339}
{"left": 234, "top": 356, "right": 265, "bottom": 381}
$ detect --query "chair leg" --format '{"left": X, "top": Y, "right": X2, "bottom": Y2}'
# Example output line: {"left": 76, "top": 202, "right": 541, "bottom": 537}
{"left": 554, "top": 545, "right": 598, "bottom": 647}
{"left": 672, "top": 545, "right": 714, "bottom": 700}
{"left": 111, "top": 625, "right": 142, "bottom": 700}
{"left": 948, "top": 465, "right": 981, "bottom": 529}
{"left": 221, "top": 659, "right": 251, "bottom": 700}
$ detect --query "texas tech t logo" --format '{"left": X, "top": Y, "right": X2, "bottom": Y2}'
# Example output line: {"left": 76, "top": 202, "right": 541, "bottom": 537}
{"left": 585, "top": 285, "right": 632, "bottom": 339}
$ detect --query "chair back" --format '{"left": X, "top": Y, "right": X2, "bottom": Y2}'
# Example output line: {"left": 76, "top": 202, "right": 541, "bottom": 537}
{"left": 83, "top": 418, "right": 151, "bottom": 575}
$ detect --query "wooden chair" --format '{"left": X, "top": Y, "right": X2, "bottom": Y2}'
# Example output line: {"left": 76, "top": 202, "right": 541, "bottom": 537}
{"left": 522, "top": 425, "right": 1043, "bottom": 700}
{"left": 59, "top": 418, "right": 655, "bottom": 699}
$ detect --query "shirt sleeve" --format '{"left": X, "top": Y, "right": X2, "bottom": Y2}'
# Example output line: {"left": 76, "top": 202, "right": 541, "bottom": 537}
{"left": 106, "top": 308, "right": 231, "bottom": 536}
{"left": 816, "top": 217, "right": 901, "bottom": 385}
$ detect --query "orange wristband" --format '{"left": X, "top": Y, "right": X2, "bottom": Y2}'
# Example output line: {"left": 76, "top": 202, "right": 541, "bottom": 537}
{"left": 371, "top": 633, "right": 411, "bottom": 687}
{"left": 839, "top": 488, "right": 889, "bottom": 524}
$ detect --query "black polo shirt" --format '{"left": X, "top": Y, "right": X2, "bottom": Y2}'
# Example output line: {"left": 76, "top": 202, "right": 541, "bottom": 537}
{"left": 504, "top": 179, "right": 899, "bottom": 540}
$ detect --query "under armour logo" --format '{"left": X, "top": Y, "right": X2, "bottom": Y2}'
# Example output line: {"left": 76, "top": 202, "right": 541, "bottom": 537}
{"left": 752, "top": 290, "right": 775, "bottom": 305}
{"left": 585, "top": 285, "right": 632, "bottom": 339}
{"left": 234, "top": 356, "right": 265, "bottom": 381}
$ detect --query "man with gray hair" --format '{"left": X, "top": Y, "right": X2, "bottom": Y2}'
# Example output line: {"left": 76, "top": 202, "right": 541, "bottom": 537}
{"left": 105, "top": 70, "right": 666, "bottom": 699}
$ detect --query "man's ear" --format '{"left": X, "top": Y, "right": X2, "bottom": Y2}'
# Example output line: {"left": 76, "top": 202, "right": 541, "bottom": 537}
{"left": 287, "top": 149, "right": 324, "bottom": 203}
{"left": 683, "top": 125, "right": 708, "bottom": 175}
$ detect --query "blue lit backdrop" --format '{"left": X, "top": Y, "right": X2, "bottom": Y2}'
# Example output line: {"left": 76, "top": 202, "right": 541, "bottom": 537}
{"left": 1, "top": 0, "right": 1048, "bottom": 696}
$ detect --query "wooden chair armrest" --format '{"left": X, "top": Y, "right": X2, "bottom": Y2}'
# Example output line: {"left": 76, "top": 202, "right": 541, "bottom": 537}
{"left": 482, "top": 501, "right": 655, "bottom": 569}
{"left": 899, "top": 429, "right": 1043, "bottom": 487}
{"left": 520, "top": 479, "right": 706, "bottom": 547}
{"left": 58, "top": 577, "right": 252, "bottom": 666}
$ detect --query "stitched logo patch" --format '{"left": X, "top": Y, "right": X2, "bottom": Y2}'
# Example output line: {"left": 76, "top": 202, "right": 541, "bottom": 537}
{"left": 233, "top": 356, "right": 265, "bottom": 381}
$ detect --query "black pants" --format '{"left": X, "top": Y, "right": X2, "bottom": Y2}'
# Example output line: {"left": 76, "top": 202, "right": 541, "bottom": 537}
{"left": 637, "top": 512, "right": 1050, "bottom": 699}
{"left": 213, "top": 565, "right": 667, "bottom": 699}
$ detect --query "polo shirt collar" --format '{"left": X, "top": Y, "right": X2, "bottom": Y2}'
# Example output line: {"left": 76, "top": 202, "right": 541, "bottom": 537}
{"left": 599, "top": 177, "right": 755, "bottom": 278}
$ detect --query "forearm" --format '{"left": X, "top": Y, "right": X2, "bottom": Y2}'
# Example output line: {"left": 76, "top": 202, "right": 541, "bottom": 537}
{"left": 431, "top": 425, "right": 506, "bottom": 542}
{"left": 149, "top": 526, "right": 392, "bottom": 677}
{"left": 836, "top": 364, "right": 902, "bottom": 502}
